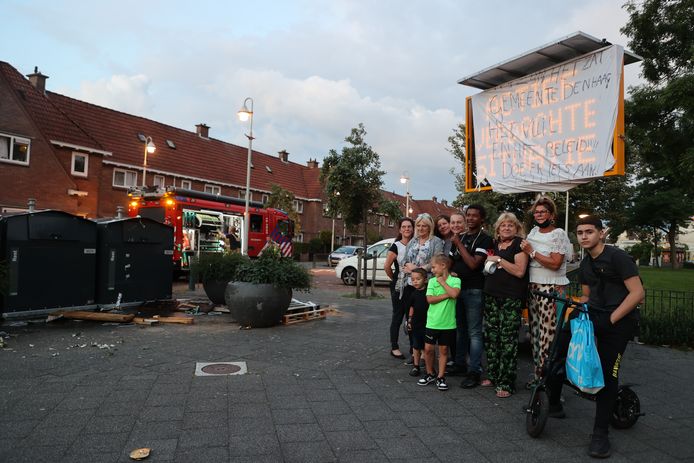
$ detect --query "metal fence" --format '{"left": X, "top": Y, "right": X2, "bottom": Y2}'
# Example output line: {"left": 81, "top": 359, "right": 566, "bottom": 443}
{"left": 640, "top": 289, "right": 694, "bottom": 347}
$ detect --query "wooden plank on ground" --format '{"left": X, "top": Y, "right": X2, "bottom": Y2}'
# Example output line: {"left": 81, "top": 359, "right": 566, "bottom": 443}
{"left": 133, "top": 317, "right": 160, "bottom": 325}
{"left": 152, "top": 315, "right": 194, "bottom": 325}
{"left": 59, "top": 311, "right": 135, "bottom": 323}
{"left": 282, "top": 308, "right": 327, "bottom": 325}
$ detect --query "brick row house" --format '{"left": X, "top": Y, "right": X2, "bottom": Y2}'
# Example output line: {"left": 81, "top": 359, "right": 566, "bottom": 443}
{"left": 0, "top": 61, "right": 458, "bottom": 245}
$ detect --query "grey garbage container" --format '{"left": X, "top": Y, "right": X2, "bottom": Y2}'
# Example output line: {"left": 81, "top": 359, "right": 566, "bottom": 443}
{"left": 0, "top": 210, "right": 97, "bottom": 317}
{"left": 95, "top": 217, "right": 173, "bottom": 306}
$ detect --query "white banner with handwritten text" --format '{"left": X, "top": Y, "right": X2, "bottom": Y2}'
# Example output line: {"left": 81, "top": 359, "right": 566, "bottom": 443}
{"left": 470, "top": 45, "right": 624, "bottom": 193}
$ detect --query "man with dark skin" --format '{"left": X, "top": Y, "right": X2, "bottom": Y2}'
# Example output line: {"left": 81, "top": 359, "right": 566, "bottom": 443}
{"left": 449, "top": 205, "right": 493, "bottom": 388}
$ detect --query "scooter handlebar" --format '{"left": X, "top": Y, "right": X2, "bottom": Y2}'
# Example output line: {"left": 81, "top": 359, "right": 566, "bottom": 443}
{"left": 530, "top": 290, "right": 610, "bottom": 313}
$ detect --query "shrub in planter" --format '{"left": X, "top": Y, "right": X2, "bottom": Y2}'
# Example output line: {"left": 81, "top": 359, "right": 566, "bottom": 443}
{"left": 225, "top": 247, "right": 311, "bottom": 327}
{"left": 191, "top": 252, "right": 248, "bottom": 304}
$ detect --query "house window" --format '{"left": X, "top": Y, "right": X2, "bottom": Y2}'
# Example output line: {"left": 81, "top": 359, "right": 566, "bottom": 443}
{"left": 293, "top": 200, "right": 303, "bottom": 214}
{"left": 180, "top": 179, "right": 192, "bottom": 189}
{"left": 71, "top": 152, "right": 88, "bottom": 177}
{"left": 295, "top": 233, "right": 304, "bottom": 243}
{"left": 239, "top": 190, "right": 252, "bottom": 201}
{"left": 153, "top": 175, "right": 165, "bottom": 188}
{"left": 113, "top": 168, "right": 137, "bottom": 188}
{"left": 0, "top": 133, "right": 30, "bottom": 165}
{"left": 261, "top": 194, "right": 269, "bottom": 205}
{"left": 379, "top": 215, "right": 385, "bottom": 225}
{"left": 388, "top": 218, "right": 395, "bottom": 227}
{"left": 204, "top": 184, "right": 221, "bottom": 195}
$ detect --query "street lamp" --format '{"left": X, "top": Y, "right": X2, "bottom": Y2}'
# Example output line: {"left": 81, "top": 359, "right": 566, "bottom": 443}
{"left": 330, "top": 191, "right": 340, "bottom": 253}
{"left": 141, "top": 136, "right": 156, "bottom": 187}
{"left": 400, "top": 172, "right": 410, "bottom": 216}
{"left": 237, "top": 97, "right": 254, "bottom": 256}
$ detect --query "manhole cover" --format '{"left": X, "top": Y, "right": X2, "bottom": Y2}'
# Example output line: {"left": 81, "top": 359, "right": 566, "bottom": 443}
{"left": 195, "top": 361, "right": 247, "bottom": 376}
{"left": 201, "top": 363, "right": 241, "bottom": 375}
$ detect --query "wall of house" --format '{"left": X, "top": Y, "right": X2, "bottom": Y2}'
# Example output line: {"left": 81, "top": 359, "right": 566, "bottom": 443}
{"left": 0, "top": 82, "right": 79, "bottom": 213}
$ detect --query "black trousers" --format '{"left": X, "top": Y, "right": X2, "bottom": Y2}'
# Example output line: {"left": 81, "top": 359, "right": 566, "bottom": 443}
{"left": 390, "top": 285, "right": 414, "bottom": 350}
{"left": 547, "top": 310, "right": 636, "bottom": 433}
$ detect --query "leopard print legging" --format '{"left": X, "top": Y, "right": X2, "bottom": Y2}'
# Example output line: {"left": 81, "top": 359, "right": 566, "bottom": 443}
{"left": 528, "top": 283, "right": 566, "bottom": 382}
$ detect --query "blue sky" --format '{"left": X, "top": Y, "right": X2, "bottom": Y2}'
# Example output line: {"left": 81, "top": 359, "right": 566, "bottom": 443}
{"left": 0, "top": 0, "right": 642, "bottom": 203}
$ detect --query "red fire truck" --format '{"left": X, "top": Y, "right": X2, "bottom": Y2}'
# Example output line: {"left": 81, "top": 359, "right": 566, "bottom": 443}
{"left": 127, "top": 187, "right": 294, "bottom": 274}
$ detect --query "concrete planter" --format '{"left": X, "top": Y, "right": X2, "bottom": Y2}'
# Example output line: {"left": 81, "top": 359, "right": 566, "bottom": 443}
{"left": 202, "top": 279, "right": 229, "bottom": 305}
{"left": 224, "top": 282, "right": 292, "bottom": 327}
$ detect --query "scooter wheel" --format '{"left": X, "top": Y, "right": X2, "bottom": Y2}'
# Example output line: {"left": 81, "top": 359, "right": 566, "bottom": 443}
{"left": 526, "top": 388, "right": 550, "bottom": 437}
{"left": 611, "top": 386, "right": 640, "bottom": 429}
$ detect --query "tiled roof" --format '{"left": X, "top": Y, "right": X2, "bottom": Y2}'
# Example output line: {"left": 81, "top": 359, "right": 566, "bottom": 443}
{"left": 0, "top": 62, "right": 102, "bottom": 150}
{"left": 380, "top": 191, "right": 460, "bottom": 219}
{"left": 0, "top": 61, "right": 316, "bottom": 198}
{"left": 48, "top": 92, "right": 315, "bottom": 198}
{"left": 1, "top": 61, "right": 460, "bottom": 208}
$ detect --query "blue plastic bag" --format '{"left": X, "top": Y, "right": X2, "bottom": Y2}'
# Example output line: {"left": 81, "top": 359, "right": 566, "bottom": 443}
{"left": 566, "top": 309, "right": 604, "bottom": 394}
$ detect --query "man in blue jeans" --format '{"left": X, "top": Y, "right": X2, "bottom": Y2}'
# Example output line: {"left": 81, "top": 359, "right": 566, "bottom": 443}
{"left": 449, "top": 206, "right": 493, "bottom": 388}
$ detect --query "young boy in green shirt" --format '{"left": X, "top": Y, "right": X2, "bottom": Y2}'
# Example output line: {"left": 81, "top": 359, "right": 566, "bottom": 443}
{"left": 417, "top": 254, "right": 461, "bottom": 391}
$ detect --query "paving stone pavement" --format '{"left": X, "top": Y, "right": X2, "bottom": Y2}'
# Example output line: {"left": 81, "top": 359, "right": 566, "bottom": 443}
{"left": 1, "top": 282, "right": 693, "bottom": 462}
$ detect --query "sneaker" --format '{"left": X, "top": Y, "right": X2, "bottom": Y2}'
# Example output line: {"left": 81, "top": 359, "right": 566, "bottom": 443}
{"left": 436, "top": 377, "right": 449, "bottom": 391}
{"left": 588, "top": 432, "right": 611, "bottom": 458}
{"left": 548, "top": 404, "right": 566, "bottom": 419}
{"left": 409, "top": 366, "right": 420, "bottom": 377}
{"left": 461, "top": 372, "right": 480, "bottom": 389}
{"left": 405, "top": 357, "right": 414, "bottom": 366}
{"left": 417, "top": 373, "right": 436, "bottom": 386}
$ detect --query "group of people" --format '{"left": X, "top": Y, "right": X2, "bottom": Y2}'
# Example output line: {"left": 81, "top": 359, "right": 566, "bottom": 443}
{"left": 384, "top": 196, "right": 644, "bottom": 459}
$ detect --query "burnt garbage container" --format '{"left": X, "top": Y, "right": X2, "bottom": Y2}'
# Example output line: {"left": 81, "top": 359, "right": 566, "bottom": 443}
{"left": 0, "top": 210, "right": 97, "bottom": 317}
{"left": 95, "top": 217, "right": 173, "bottom": 306}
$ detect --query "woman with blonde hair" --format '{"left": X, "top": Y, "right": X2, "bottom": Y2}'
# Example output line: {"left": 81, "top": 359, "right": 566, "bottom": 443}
{"left": 397, "top": 213, "right": 444, "bottom": 361}
{"left": 520, "top": 196, "right": 572, "bottom": 388}
{"left": 482, "top": 212, "right": 529, "bottom": 397}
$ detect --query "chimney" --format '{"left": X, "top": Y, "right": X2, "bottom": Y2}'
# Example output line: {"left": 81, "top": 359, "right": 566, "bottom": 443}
{"left": 26, "top": 67, "right": 49, "bottom": 94}
{"left": 441, "top": 199, "right": 448, "bottom": 207}
{"left": 306, "top": 158, "right": 319, "bottom": 169}
{"left": 27, "top": 198, "right": 36, "bottom": 212}
{"left": 116, "top": 206, "right": 124, "bottom": 219}
{"left": 196, "top": 123, "right": 210, "bottom": 139}
{"left": 432, "top": 196, "right": 437, "bottom": 202}
{"left": 278, "top": 150, "right": 289, "bottom": 163}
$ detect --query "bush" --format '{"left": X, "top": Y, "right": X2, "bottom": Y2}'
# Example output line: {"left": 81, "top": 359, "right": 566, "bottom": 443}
{"left": 190, "top": 252, "right": 249, "bottom": 283}
{"left": 309, "top": 237, "right": 324, "bottom": 254}
{"left": 292, "top": 242, "right": 310, "bottom": 260}
{"left": 235, "top": 246, "right": 312, "bottom": 291}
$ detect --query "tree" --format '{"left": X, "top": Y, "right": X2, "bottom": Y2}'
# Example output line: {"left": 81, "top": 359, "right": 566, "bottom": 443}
{"left": 266, "top": 183, "right": 301, "bottom": 236}
{"left": 321, "top": 124, "right": 390, "bottom": 292}
{"left": 621, "top": 0, "right": 694, "bottom": 268}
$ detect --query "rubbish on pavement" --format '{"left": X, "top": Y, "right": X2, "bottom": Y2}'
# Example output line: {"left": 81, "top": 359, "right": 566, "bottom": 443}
{"left": 129, "top": 447, "right": 151, "bottom": 460}
{"left": 54, "top": 311, "right": 136, "bottom": 323}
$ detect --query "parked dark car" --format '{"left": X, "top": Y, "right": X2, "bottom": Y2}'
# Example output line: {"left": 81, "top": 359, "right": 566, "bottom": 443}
{"left": 328, "top": 245, "right": 359, "bottom": 266}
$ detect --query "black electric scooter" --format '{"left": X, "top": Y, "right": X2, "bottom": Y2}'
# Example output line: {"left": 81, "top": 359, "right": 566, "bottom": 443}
{"left": 525, "top": 291, "right": 643, "bottom": 438}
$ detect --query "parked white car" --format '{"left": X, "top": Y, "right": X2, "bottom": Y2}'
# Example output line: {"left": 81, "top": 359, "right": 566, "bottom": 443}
{"left": 334, "top": 238, "right": 395, "bottom": 285}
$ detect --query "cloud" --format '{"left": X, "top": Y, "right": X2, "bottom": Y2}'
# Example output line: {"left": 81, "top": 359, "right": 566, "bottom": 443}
{"left": 5, "top": 0, "right": 641, "bottom": 204}
{"left": 77, "top": 74, "right": 153, "bottom": 114}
